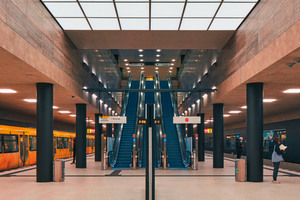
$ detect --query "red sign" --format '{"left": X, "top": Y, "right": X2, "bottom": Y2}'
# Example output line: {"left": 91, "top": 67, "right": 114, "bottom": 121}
{"left": 185, "top": 118, "right": 189, "bottom": 122}
{"left": 204, "top": 128, "right": 213, "bottom": 134}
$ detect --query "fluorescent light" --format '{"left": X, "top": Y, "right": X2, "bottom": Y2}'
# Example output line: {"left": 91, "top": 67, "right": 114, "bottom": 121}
{"left": 125, "top": 63, "right": 129, "bottom": 66}
{"left": 209, "top": 18, "right": 244, "bottom": 30}
{"left": 171, "top": 59, "right": 176, "bottom": 62}
{"left": 212, "top": 86, "right": 217, "bottom": 90}
{"left": 217, "top": 3, "right": 256, "bottom": 18}
{"left": 56, "top": 18, "right": 90, "bottom": 30}
{"left": 116, "top": 3, "right": 149, "bottom": 17}
{"left": 283, "top": 89, "right": 300, "bottom": 94}
{"left": 141, "top": 67, "right": 144, "bottom": 69}
{"left": 156, "top": 49, "right": 161, "bottom": 52}
{"left": 81, "top": 3, "right": 116, "bottom": 17}
{"left": 70, "top": 114, "right": 76, "bottom": 117}
{"left": 197, "top": 99, "right": 200, "bottom": 103}
{"left": 263, "top": 99, "right": 277, "bottom": 103}
{"left": 156, "top": 54, "right": 160, "bottom": 57}
{"left": 119, "top": 18, "right": 149, "bottom": 30}
{"left": 53, "top": 106, "right": 59, "bottom": 109}
{"left": 170, "top": 67, "right": 173, "bottom": 69}
{"left": 156, "top": 59, "right": 160, "bottom": 62}
{"left": 138, "top": 49, "right": 143, "bottom": 52}
{"left": 151, "top": 3, "right": 184, "bottom": 17}
{"left": 104, "top": 104, "right": 108, "bottom": 107}
{"left": 139, "top": 54, "right": 144, "bottom": 57}
{"left": 151, "top": 18, "right": 181, "bottom": 30}
{"left": 204, "top": 121, "right": 209, "bottom": 124}
{"left": 140, "top": 59, "right": 144, "bottom": 62}
{"left": 155, "top": 67, "right": 158, "bottom": 70}
{"left": 24, "top": 99, "right": 36, "bottom": 103}
{"left": 169, "top": 71, "right": 172, "bottom": 73}
{"left": 184, "top": 3, "right": 219, "bottom": 17}
{"left": 124, "top": 59, "right": 128, "bottom": 62}
{"left": 44, "top": 3, "right": 84, "bottom": 17}
{"left": 229, "top": 110, "right": 241, "bottom": 114}
{"left": 58, "top": 111, "right": 71, "bottom": 114}
{"left": 99, "top": 99, "right": 103, "bottom": 103}
{"left": 89, "top": 18, "right": 119, "bottom": 30}
{"left": 223, "top": 114, "right": 230, "bottom": 117}
{"left": 202, "top": 94, "right": 207, "bottom": 98}
{"left": 241, "top": 106, "right": 247, "bottom": 109}
{"left": 92, "top": 94, "right": 97, "bottom": 98}
{"left": 0, "top": 89, "right": 17, "bottom": 93}
{"left": 126, "top": 67, "right": 130, "bottom": 70}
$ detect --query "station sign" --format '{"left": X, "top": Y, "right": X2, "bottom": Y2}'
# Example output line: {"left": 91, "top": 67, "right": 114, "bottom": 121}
{"left": 173, "top": 116, "right": 201, "bottom": 124}
{"left": 87, "top": 129, "right": 95, "bottom": 134}
{"left": 99, "top": 116, "right": 127, "bottom": 124}
{"left": 204, "top": 128, "right": 213, "bottom": 134}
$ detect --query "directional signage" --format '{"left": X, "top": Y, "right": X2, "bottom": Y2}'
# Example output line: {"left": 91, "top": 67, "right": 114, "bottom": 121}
{"left": 204, "top": 128, "right": 213, "bottom": 134}
{"left": 173, "top": 116, "right": 201, "bottom": 124}
{"left": 99, "top": 116, "right": 127, "bottom": 124}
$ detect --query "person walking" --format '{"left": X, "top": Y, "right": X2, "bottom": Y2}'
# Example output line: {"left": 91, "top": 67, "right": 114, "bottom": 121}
{"left": 71, "top": 138, "right": 76, "bottom": 164}
{"left": 236, "top": 137, "right": 244, "bottom": 159}
{"left": 272, "top": 137, "right": 286, "bottom": 184}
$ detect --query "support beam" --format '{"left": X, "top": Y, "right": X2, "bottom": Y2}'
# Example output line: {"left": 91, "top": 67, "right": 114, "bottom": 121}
{"left": 95, "top": 113, "right": 102, "bottom": 161}
{"left": 213, "top": 103, "right": 224, "bottom": 168}
{"left": 187, "top": 124, "right": 193, "bottom": 137}
{"left": 106, "top": 124, "right": 112, "bottom": 137}
{"left": 76, "top": 104, "right": 87, "bottom": 168}
{"left": 36, "top": 83, "right": 53, "bottom": 182}
{"left": 198, "top": 113, "right": 205, "bottom": 162}
{"left": 247, "top": 83, "right": 264, "bottom": 182}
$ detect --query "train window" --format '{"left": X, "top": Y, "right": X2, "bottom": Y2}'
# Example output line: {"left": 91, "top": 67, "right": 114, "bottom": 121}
{"left": 263, "top": 129, "right": 287, "bottom": 152}
{"left": 0, "top": 135, "right": 2, "bottom": 153}
{"left": 63, "top": 138, "right": 69, "bottom": 149}
{"left": 57, "top": 137, "right": 64, "bottom": 149}
{"left": 4, "top": 135, "right": 18, "bottom": 153}
{"left": 226, "top": 135, "right": 237, "bottom": 149}
{"left": 29, "top": 136, "right": 37, "bottom": 151}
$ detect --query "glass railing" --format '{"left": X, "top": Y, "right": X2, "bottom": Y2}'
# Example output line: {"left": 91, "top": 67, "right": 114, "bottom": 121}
{"left": 167, "top": 76, "right": 189, "bottom": 167}
{"left": 135, "top": 72, "right": 146, "bottom": 167}
{"left": 154, "top": 72, "right": 166, "bottom": 167}
{"left": 110, "top": 76, "right": 132, "bottom": 167}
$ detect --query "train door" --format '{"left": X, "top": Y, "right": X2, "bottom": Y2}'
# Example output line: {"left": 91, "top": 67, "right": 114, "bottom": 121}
{"left": 19, "top": 133, "right": 29, "bottom": 166}
{"left": 68, "top": 137, "right": 73, "bottom": 157}
{"left": 53, "top": 137, "right": 57, "bottom": 159}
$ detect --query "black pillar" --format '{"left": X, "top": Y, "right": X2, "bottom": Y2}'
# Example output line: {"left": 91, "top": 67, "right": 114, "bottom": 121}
{"left": 76, "top": 104, "right": 86, "bottom": 168}
{"left": 187, "top": 124, "right": 193, "bottom": 137}
{"left": 107, "top": 124, "right": 112, "bottom": 137}
{"left": 181, "top": 124, "right": 186, "bottom": 137}
{"left": 198, "top": 113, "right": 205, "bottom": 161}
{"left": 247, "top": 83, "right": 264, "bottom": 182}
{"left": 95, "top": 113, "right": 102, "bottom": 161}
{"left": 213, "top": 103, "right": 224, "bottom": 168}
{"left": 36, "top": 83, "right": 53, "bottom": 182}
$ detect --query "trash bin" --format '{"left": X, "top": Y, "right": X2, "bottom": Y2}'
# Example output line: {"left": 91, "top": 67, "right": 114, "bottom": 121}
{"left": 54, "top": 159, "right": 65, "bottom": 182}
{"left": 235, "top": 159, "right": 246, "bottom": 182}
{"left": 102, "top": 152, "right": 109, "bottom": 170}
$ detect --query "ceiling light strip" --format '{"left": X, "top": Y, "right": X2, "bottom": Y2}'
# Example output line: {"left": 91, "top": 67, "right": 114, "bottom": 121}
{"left": 178, "top": 0, "right": 188, "bottom": 30}
{"left": 76, "top": 0, "right": 93, "bottom": 30}
{"left": 113, "top": 0, "right": 122, "bottom": 30}
{"left": 207, "top": 0, "right": 224, "bottom": 30}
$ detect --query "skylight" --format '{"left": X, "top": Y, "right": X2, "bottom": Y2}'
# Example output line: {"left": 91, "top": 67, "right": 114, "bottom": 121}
{"left": 41, "top": 0, "right": 259, "bottom": 30}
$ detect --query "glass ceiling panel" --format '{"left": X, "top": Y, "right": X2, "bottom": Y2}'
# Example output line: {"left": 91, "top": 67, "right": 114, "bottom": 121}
{"left": 89, "top": 18, "right": 120, "bottom": 30}
{"left": 81, "top": 3, "right": 116, "bottom": 17}
{"left": 216, "top": 3, "right": 256, "bottom": 17}
{"left": 44, "top": 3, "right": 84, "bottom": 17}
{"left": 56, "top": 18, "right": 91, "bottom": 30}
{"left": 116, "top": 3, "right": 149, "bottom": 17}
{"left": 184, "top": 3, "right": 220, "bottom": 17}
{"left": 180, "top": 18, "right": 211, "bottom": 30}
{"left": 209, "top": 18, "right": 244, "bottom": 30}
{"left": 151, "top": 3, "right": 185, "bottom": 17}
{"left": 120, "top": 19, "right": 149, "bottom": 30}
{"left": 41, "top": 0, "right": 259, "bottom": 30}
{"left": 151, "top": 18, "right": 181, "bottom": 30}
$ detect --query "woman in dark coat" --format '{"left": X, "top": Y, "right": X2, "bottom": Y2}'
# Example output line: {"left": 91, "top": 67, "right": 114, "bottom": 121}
{"left": 272, "top": 137, "right": 285, "bottom": 183}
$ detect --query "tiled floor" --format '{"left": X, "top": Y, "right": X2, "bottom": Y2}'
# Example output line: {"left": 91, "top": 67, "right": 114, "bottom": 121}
{"left": 0, "top": 154, "right": 300, "bottom": 200}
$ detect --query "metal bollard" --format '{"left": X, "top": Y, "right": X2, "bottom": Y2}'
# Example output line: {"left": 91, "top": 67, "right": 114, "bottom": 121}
{"left": 192, "top": 150, "right": 197, "bottom": 170}
{"left": 54, "top": 159, "right": 65, "bottom": 182}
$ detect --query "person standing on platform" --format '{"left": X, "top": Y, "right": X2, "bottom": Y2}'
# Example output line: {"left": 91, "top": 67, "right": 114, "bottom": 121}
{"left": 272, "top": 137, "right": 286, "bottom": 184}
{"left": 236, "top": 137, "right": 244, "bottom": 159}
{"left": 71, "top": 138, "right": 76, "bottom": 164}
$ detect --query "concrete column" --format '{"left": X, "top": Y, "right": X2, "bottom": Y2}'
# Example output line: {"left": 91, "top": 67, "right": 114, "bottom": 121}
{"left": 187, "top": 124, "right": 193, "bottom": 137}
{"left": 213, "top": 103, "right": 224, "bottom": 168}
{"left": 36, "top": 83, "right": 53, "bottom": 182}
{"left": 247, "top": 83, "right": 264, "bottom": 182}
{"left": 198, "top": 113, "right": 205, "bottom": 161}
{"left": 107, "top": 124, "right": 112, "bottom": 137}
{"left": 76, "top": 104, "right": 87, "bottom": 168}
{"left": 95, "top": 113, "right": 102, "bottom": 161}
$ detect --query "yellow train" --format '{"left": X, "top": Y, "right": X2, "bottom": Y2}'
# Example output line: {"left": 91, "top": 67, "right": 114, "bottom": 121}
{"left": 0, "top": 125, "right": 95, "bottom": 172}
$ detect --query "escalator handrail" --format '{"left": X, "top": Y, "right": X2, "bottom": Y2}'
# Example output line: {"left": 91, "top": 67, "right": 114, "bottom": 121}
{"left": 110, "top": 77, "right": 132, "bottom": 167}
{"left": 166, "top": 77, "right": 189, "bottom": 167}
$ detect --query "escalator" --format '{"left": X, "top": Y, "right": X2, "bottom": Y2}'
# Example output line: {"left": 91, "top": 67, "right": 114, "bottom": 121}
{"left": 160, "top": 80, "right": 188, "bottom": 168}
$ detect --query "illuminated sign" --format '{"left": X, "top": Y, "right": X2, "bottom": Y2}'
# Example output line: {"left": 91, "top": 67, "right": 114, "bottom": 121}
{"left": 99, "top": 116, "right": 126, "bottom": 124}
{"left": 204, "top": 128, "right": 213, "bottom": 134}
{"left": 138, "top": 119, "right": 147, "bottom": 124}
{"left": 154, "top": 119, "right": 161, "bottom": 124}
{"left": 173, "top": 116, "right": 201, "bottom": 124}
{"left": 87, "top": 129, "right": 95, "bottom": 134}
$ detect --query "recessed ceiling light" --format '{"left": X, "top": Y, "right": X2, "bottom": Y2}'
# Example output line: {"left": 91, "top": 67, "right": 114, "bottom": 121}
{"left": 156, "top": 54, "right": 160, "bottom": 57}
{"left": 97, "top": 55, "right": 102, "bottom": 57}
{"left": 169, "top": 71, "right": 172, "bottom": 73}
{"left": 196, "top": 99, "right": 200, "bottom": 103}
{"left": 24, "top": 99, "right": 37, "bottom": 103}
{"left": 223, "top": 114, "right": 230, "bottom": 117}
{"left": 156, "top": 59, "right": 160, "bottom": 62}
{"left": 155, "top": 67, "right": 158, "bottom": 70}
{"left": 241, "top": 106, "right": 247, "bottom": 109}
{"left": 204, "top": 121, "right": 209, "bottom": 124}
{"left": 263, "top": 99, "right": 277, "bottom": 103}
{"left": 92, "top": 94, "right": 97, "bottom": 98}
{"left": 0, "top": 89, "right": 17, "bottom": 93}
{"left": 99, "top": 59, "right": 104, "bottom": 62}
{"left": 104, "top": 104, "right": 108, "bottom": 107}
{"left": 155, "top": 70, "right": 158, "bottom": 73}
{"left": 171, "top": 63, "right": 174, "bottom": 66}
{"left": 212, "top": 86, "right": 217, "bottom": 90}
{"left": 229, "top": 110, "right": 241, "bottom": 114}
{"left": 99, "top": 99, "right": 103, "bottom": 103}
{"left": 139, "top": 54, "right": 144, "bottom": 57}
{"left": 283, "top": 89, "right": 300, "bottom": 94}
{"left": 202, "top": 94, "right": 207, "bottom": 98}
{"left": 126, "top": 67, "right": 130, "bottom": 70}
{"left": 170, "top": 67, "right": 173, "bottom": 69}
{"left": 124, "top": 59, "right": 128, "bottom": 62}
{"left": 125, "top": 63, "right": 129, "bottom": 66}
{"left": 138, "top": 49, "right": 143, "bottom": 52}
{"left": 141, "top": 67, "right": 144, "bottom": 69}
{"left": 53, "top": 106, "right": 59, "bottom": 109}
{"left": 83, "top": 86, "right": 87, "bottom": 90}
{"left": 140, "top": 59, "right": 144, "bottom": 62}
{"left": 70, "top": 114, "right": 76, "bottom": 117}
{"left": 58, "top": 110, "right": 71, "bottom": 114}
{"left": 156, "top": 49, "right": 161, "bottom": 52}
{"left": 171, "top": 59, "right": 176, "bottom": 62}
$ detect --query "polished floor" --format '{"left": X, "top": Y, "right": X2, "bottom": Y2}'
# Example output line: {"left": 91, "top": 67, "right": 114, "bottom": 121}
{"left": 0, "top": 154, "right": 300, "bottom": 200}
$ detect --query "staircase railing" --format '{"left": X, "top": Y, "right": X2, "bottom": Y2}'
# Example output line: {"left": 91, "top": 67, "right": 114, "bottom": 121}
{"left": 110, "top": 77, "right": 132, "bottom": 167}
{"left": 167, "top": 77, "right": 189, "bottom": 167}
